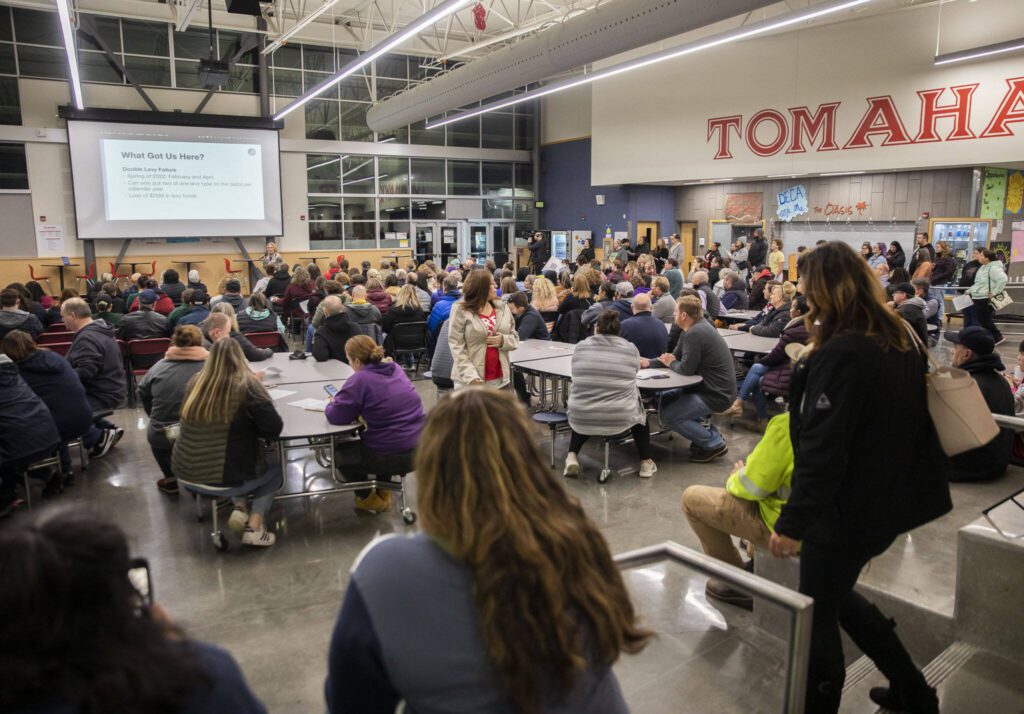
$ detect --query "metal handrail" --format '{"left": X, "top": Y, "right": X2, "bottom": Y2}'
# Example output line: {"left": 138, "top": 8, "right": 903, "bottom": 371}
{"left": 614, "top": 541, "right": 814, "bottom": 714}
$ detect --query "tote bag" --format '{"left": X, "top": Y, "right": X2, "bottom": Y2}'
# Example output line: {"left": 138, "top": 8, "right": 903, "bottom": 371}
{"left": 989, "top": 272, "right": 1014, "bottom": 312}
{"left": 907, "top": 326, "right": 999, "bottom": 456}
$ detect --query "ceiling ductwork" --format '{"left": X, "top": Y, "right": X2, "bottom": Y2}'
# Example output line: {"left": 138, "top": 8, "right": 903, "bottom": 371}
{"left": 366, "top": 0, "right": 775, "bottom": 132}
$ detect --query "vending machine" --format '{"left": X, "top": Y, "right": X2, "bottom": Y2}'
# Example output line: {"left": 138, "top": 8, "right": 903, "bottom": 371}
{"left": 550, "top": 230, "right": 569, "bottom": 261}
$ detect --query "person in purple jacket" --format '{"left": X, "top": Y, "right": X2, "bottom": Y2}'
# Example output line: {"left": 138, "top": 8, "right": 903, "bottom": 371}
{"left": 326, "top": 335, "right": 425, "bottom": 515}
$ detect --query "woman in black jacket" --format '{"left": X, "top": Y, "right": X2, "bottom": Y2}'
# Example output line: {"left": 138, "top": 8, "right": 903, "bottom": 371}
{"left": 769, "top": 243, "right": 950, "bottom": 714}
{"left": 171, "top": 339, "right": 283, "bottom": 548}
{"left": 886, "top": 241, "right": 906, "bottom": 271}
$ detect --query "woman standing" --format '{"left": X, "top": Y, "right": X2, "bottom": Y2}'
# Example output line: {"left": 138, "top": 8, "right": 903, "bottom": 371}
{"left": 171, "top": 339, "right": 283, "bottom": 547}
{"left": 967, "top": 248, "right": 1007, "bottom": 345}
{"left": 769, "top": 242, "right": 950, "bottom": 714}
{"left": 564, "top": 311, "right": 657, "bottom": 479}
{"left": 911, "top": 248, "right": 934, "bottom": 280}
{"left": 768, "top": 238, "right": 786, "bottom": 279}
{"left": 325, "top": 388, "right": 650, "bottom": 713}
{"left": 868, "top": 242, "right": 890, "bottom": 285}
{"left": 137, "top": 325, "right": 209, "bottom": 494}
{"left": 930, "top": 241, "right": 956, "bottom": 288}
{"left": 448, "top": 269, "right": 519, "bottom": 389}
{"left": 886, "top": 241, "right": 906, "bottom": 271}
{"left": 652, "top": 237, "right": 669, "bottom": 272}
{"left": 259, "top": 241, "right": 285, "bottom": 270}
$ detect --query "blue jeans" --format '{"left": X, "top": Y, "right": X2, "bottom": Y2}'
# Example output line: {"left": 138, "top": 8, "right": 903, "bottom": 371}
{"left": 659, "top": 390, "right": 726, "bottom": 450}
{"left": 738, "top": 362, "right": 769, "bottom": 420}
{"left": 305, "top": 323, "right": 315, "bottom": 352}
{"left": 929, "top": 288, "right": 945, "bottom": 322}
{"left": 215, "top": 467, "right": 282, "bottom": 517}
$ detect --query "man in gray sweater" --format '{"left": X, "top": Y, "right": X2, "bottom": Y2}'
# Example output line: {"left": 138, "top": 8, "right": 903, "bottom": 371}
{"left": 642, "top": 295, "right": 736, "bottom": 462}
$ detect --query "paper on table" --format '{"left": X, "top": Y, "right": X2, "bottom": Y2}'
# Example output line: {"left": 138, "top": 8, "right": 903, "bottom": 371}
{"left": 288, "top": 398, "right": 328, "bottom": 411}
{"left": 637, "top": 369, "right": 666, "bottom": 380}
{"left": 267, "top": 389, "right": 296, "bottom": 400}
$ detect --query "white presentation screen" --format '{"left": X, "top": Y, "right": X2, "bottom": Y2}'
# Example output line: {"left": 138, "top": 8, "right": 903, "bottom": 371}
{"left": 67, "top": 120, "right": 283, "bottom": 239}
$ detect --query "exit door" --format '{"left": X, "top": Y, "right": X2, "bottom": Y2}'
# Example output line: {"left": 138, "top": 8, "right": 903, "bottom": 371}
{"left": 414, "top": 223, "right": 460, "bottom": 266}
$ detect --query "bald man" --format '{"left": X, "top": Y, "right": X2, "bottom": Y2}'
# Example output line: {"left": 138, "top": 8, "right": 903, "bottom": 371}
{"left": 620, "top": 291, "right": 668, "bottom": 359}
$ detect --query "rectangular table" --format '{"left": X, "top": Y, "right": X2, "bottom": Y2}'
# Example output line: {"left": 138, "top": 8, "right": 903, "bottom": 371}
{"left": 514, "top": 354, "right": 703, "bottom": 391}
{"left": 719, "top": 309, "right": 760, "bottom": 324}
{"left": 717, "top": 328, "right": 744, "bottom": 337}
{"left": 722, "top": 332, "right": 778, "bottom": 354}
{"left": 251, "top": 352, "right": 353, "bottom": 386}
{"left": 510, "top": 339, "right": 576, "bottom": 365}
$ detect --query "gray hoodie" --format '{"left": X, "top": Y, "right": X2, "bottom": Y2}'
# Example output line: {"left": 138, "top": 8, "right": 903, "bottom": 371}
{"left": 347, "top": 301, "right": 382, "bottom": 325}
{"left": 0, "top": 309, "right": 44, "bottom": 340}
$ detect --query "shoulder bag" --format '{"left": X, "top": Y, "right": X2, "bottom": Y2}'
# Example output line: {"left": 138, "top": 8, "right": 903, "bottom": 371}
{"left": 906, "top": 325, "right": 999, "bottom": 456}
{"left": 989, "top": 271, "right": 1014, "bottom": 312}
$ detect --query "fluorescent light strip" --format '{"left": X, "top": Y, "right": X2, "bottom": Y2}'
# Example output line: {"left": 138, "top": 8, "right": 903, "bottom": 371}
{"left": 820, "top": 170, "right": 866, "bottom": 176}
{"left": 426, "top": 0, "right": 871, "bottom": 129}
{"left": 934, "top": 37, "right": 1024, "bottom": 66}
{"left": 767, "top": 173, "right": 804, "bottom": 178}
{"left": 274, "top": 0, "right": 473, "bottom": 120}
{"left": 56, "top": 0, "right": 84, "bottom": 110}
{"left": 264, "top": 0, "right": 343, "bottom": 55}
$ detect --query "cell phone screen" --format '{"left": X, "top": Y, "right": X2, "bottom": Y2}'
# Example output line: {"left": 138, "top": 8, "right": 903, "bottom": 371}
{"left": 128, "top": 559, "right": 152, "bottom": 613}
{"left": 324, "top": 384, "right": 339, "bottom": 398}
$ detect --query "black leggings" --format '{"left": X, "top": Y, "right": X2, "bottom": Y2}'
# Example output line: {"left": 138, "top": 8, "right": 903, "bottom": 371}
{"left": 973, "top": 298, "right": 1003, "bottom": 341}
{"left": 335, "top": 441, "right": 414, "bottom": 499}
{"left": 569, "top": 424, "right": 651, "bottom": 460}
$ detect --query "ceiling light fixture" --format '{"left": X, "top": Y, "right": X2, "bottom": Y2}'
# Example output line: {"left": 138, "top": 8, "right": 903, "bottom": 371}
{"left": 274, "top": 0, "right": 473, "bottom": 120}
{"left": 934, "top": 36, "right": 1024, "bottom": 66}
{"left": 56, "top": 0, "right": 84, "bottom": 110}
{"left": 820, "top": 170, "right": 866, "bottom": 176}
{"left": 426, "top": 0, "right": 871, "bottom": 129}
{"left": 263, "top": 0, "right": 344, "bottom": 55}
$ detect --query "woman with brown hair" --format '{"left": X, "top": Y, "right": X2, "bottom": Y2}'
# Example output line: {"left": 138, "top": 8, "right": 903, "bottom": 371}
{"left": 280, "top": 266, "right": 316, "bottom": 319}
{"left": 325, "top": 388, "right": 650, "bottom": 713}
{"left": 769, "top": 242, "right": 950, "bottom": 713}
{"left": 448, "top": 269, "right": 519, "bottom": 388}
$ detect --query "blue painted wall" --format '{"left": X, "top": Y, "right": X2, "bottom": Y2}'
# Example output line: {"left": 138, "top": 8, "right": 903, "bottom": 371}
{"left": 540, "top": 138, "right": 677, "bottom": 245}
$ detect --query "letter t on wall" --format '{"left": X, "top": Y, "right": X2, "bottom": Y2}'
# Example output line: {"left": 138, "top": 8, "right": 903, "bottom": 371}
{"left": 707, "top": 115, "right": 742, "bottom": 160}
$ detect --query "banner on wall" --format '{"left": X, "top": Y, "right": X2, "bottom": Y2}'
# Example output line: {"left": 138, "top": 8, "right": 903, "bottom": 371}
{"left": 777, "top": 185, "right": 808, "bottom": 222}
{"left": 725, "top": 193, "right": 762, "bottom": 222}
{"left": 1007, "top": 172, "right": 1024, "bottom": 215}
{"left": 981, "top": 169, "right": 1008, "bottom": 220}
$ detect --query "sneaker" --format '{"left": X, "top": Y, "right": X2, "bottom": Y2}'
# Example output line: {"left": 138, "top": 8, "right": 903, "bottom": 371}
{"left": 90, "top": 429, "right": 115, "bottom": 459}
{"left": 705, "top": 578, "right": 753, "bottom": 610}
{"left": 689, "top": 444, "right": 729, "bottom": 463}
{"left": 109, "top": 426, "right": 125, "bottom": 449}
{"left": 354, "top": 490, "right": 392, "bottom": 514}
{"left": 156, "top": 478, "right": 178, "bottom": 495}
{"left": 868, "top": 684, "right": 939, "bottom": 714}
{"left": 995, "top": 337, "right": 1007, "bottom": 347}
{"left": 0, "top": 493, "right": 25, "bottom": 518}
{"left": 638, "top": 460, "right": 657, "bottom": 478}
{"left": 563, "top": 452, "right": 581, "bottom": 478}
{"left": 228, "top": 509, "right": 249, "bottom": 536}
{"left": 241, "top": 526, "right": 276, "bottom": 547}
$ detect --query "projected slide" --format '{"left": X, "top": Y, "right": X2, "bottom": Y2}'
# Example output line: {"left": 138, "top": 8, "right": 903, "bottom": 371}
{"left": 101, "top": 140, "right": 265, "bottom": 221}
{"left": 67, "top": 120, "right": 283, "bottom": 239}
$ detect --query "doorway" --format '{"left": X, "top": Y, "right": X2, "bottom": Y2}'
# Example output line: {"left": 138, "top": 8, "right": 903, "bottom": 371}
{"left": 637, "top": 221, "right": 659, "bottom": 249}
{"left": 678, "top": 221, "right": 698, "bottom": 268}
{"left": 413, "top": 222, "right": 461, "bottom": 266}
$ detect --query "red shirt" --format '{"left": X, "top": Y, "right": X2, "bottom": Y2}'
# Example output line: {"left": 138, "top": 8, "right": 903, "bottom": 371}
{"left": 479, "top": 311, "right": 502, "bottom": 382}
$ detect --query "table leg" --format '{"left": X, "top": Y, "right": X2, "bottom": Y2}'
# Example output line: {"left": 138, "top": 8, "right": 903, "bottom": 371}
{"left": 57, "top": 267, "right": 66, "bottom": 291}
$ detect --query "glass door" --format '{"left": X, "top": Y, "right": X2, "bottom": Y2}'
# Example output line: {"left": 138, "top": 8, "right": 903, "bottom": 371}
{"left": 414, "top": 225, "right": 435, "bottom": 265}
{"left": 470, "top": 224, "right": 489, "bottom": 263}
{"left": 492, "top": 224, "right": 512, "bottom": 267}
{"left": 439, "top": 224, "right": 459, "bottom": 267}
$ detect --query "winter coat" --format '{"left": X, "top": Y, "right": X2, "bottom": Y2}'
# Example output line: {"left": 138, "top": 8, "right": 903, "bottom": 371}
{"left": 896, "top": 297, "right": 928, "bottom": 345}
{"left": 448, "top": 300, "right": 520, "bottom": 388}
{"left": 427, "top": 291, "right": 460, "bottom": 335}
{"left": 950, "top": 353, "right": 1014, "bottom": 483}
{"left": 567, "top": 335, "right": 645, "bottom": 436}
{"left": 65, "top": 320, "right": 126, "bottom": 409}
{"left": 177, "top": 306, "right": 211, "bottom": 328}
{"left": 746, "top": 237, "right": 768, "bottom": 269}
{"left": 237, "top": 308, "right": 285, "bottom": 336}
{"left": 129, "top": 294, "right": 175, "bottom": 315}
{"left": 931, "top": 255, "right": 956, "bottom": 286}
{"left": 382, "top": 304, "right": 425, "bottom": 335}
{"left": 775, "top": 334, "right": 952, "bottom": 545}
{"left": 758, "top": 317, "right": 810, "bottom": 396}
{"left": 161, "top": 281, "right": 187, "bottom": 305}
{"left": 749, "top": 304, "right": 791, "bottom": 338}
{"left": 281, "top": 282, "right": 316, "bottom": 318}
{"left": 0, "top": 309, "right": 44, "bottom": 341}
{"left": 13, "top": 349, "right": 93, "bottom": 442}
{"left": 968, "top": 261, "right": 1008, "bottom": 301}
{"left": 265, "top": 269, "right": 292, "bottom": 299}
{"left": 721, "top": 287, "right": 749, "bottom": 311}
{"left": 137, "top": 347, "right": 208, "bottom": 450}
{"left": 697, "top": 284, "right": 722, "bottom": 319}
{"left": 366, "top": 288, "right": 393, "bottom": 315}
{"left": 515, "top": 306, "right": 550, "bottom": 341}
{"left": 0, "top": 355, "right": 60, "bottom": 464}
{"left": 313, "top": 312, "right": 361, "bottom": 363}
{"left": 116, "top": 309, "right": 169, "bottom": 341}
{"left": 211, "top": 293, "right": 248, "bottom": 312}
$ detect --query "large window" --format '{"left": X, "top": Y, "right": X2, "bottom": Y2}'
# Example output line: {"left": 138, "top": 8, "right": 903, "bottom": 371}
{"left": 0, "top": 143, "right": 28, "bottom": 189}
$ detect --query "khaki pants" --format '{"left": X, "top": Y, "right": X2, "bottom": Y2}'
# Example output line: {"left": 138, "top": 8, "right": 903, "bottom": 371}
{"left": 681, "top": 485, "right": 771, "bottom": 569}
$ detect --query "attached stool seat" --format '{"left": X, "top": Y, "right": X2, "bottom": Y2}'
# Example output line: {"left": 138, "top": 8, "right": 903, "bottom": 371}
{"left": 532, "top": 411, "right": 568, "bottom": 468}
{"left": 597, "top": 431, "right": 635, "bottom": 484}
{"left": 16, "top": 451, "right": 62, "bottom": 508}
{"left": 178, "top": 479, "right": 237, "bottom": 551}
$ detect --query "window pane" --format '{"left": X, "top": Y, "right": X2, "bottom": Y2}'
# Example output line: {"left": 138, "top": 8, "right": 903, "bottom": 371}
{"left": 303, "top": 44, "right": 335, "bottom": 72}
{"left": 308, "top": 198, "right": 342, "bottom": 221}
{"left": 380, "top": 198, "right": 409, "bottom": 220}
{"left": 80, "top": 51, "right": 123, "bottom": 84}
{"left": 122, "top": 20, "right": 169, "bottom": 56}
{"left": 338, "top": 76, "right": 370, "bottom": 102}
{"left": 514, "top": 200, "right": 536, "bottom": 224}
{"left": 0, "top": 142, "right": 28, "bottom": 189}
{"left": 378, "top": 157, "right": 409, "bottom": 195}
{"left": 77, "top": 16, "right": 121, "bottom": 53}
{"left": 309, "top": 221, "right": 342, "bottom": 249}
{"left": 344, "top": 222, "right": 376, "bottom": 249}
{"left": 482, "top": 162, "right": 513, "bottom": 198}
{"left": 175, "top": 60, "right": 202, "bottom": 89}
{"left": 13, "top": 8, "right": 61, "bottom": 46}
{"left": 515, "top": 105, "right": 535, "bottom": 150}
{"left": 125, "top": 56, "right": 171, "bottom": 87}
{"left": 0, "top": 42, "right": 15, "bottom": 75}
{"left": 340, "top": 102, "right": 372, "bottom": 142}
{"left": 411, "top": 200, "right": 446, "bottom": 220}
{"left": 483, "top": 199, "right": 513, "bottom": 219}
{"left": 380, "top": 220, "right": 410, "bottom": 248}
{"left": 0, "top": 8, "right": 11, "bottom": 42}
{"left": 226, "top": 63, "right": 258, "bottom": 94}
{"left": 409, "top": 119, "right": 444, "bottom": 146}
{"left": 343, "top": 196, "right": 376, "bottom": 220}
{"left": 341, "top": 156, "right": 374, "bottom": 194}
{"left": 377, "top": 125, "right": 408, "bottom": 144}
{"left": 270, "top": 44, "right": 301, "bottom": 69}
{"left": 376, "top": 77, "right": 406, "bottom": 101}
{"left": 218, "top": 30, "right": 256, "bottom": 65}
{"left": 375, "top": 55, "right": 406, "bottom": 79}
{"left": 271, "top": 67, "right": 302, "bottom": 97}
{"left": 305, "top": 99, "right": 339, "bottom": 140}
{"left": 307, "top": 154, "right": 341, "bottom": 193}
{"left": 17, "top": 46, "right": 66, "bottom": 80}
{"left": 482, "top": 112, "right": 514, "bottom": 149}
{"left": 0, "top": 76, "right": 19, "bottom": 125}
{"left": 410, "top": 159, "right": 444, "bottom": 195}
{"left": 448, "top": 161, "right": 479, "bottom": 195}
{"left": 410, "top": 56, "right": 441, "bottom": 82}
{"left": 447, "top": 115, "right": 480, "bottom": 148}
{"left": 303, "top": 70, "right": 332, "bottom": 93}
{"left": 515, "top": 163, "right": 534, "bottom": 198}
{"left": 174, "top": 28, "right": 209, "bottom": 60}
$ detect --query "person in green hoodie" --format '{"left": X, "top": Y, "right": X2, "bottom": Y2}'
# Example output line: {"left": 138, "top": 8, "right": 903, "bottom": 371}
{"left": 681, "top": 412, "right": 794, "bottom": 610}
{"left": 92, "top": 293, "right": 123, "bottom": 327}
{"left": 165, "top": 288, "right": 194, "bottom": 330}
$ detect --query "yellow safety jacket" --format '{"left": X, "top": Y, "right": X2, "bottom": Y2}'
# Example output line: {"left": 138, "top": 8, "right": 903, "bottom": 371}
{"left": 726, "top": 413, "right": 794, "bottom": 531}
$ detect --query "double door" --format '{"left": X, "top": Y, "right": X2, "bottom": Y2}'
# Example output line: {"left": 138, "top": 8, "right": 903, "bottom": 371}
{"left": 415, "top": 223, "right": 460, "bottom": 267}
{"left": 413, "top": 221, "right": 512, "bottom": 267}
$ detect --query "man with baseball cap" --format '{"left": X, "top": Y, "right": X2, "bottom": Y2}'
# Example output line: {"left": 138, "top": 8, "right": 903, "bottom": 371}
{"left": 888, "top": 282, "right": 928, "bottom": 344}
{"left": 116, "top": 289, "right": 168, "bottom": 341}
{"left": 946, "top": 326, "right": 1013, "bottom": 482}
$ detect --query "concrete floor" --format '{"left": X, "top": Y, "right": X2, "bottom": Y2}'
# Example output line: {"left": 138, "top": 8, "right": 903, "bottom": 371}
{"left": 32, "top": 350, "right": 1024, "bottom": 714}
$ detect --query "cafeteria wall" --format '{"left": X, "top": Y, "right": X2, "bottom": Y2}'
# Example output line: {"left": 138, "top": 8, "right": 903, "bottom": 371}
{"left": 540, "top": 137, "right": 675, "bottom": 243}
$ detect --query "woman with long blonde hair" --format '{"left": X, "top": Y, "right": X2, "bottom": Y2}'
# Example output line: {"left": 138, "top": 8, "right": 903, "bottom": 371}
{"left": 769, "top": 242, "right": 950, "bottom": 713}
{"left": 171, "top": 338, "right": 283, "bottom": 547}
{"left": 325, "top": 388, "right": 650, "bottom": 713}
{"left": 381, "top": 284, "right": 425, "bottom": 357}
{"left": 529, "top": 275, "right": 559, "bottom": 331}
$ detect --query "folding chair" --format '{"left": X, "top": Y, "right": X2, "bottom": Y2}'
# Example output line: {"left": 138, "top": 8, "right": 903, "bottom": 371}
{"left": 127, "top": 338, "right": 171, "bottom": 407}
{"left": 244, "top": 331, "right": 288, "bottom": 352}
{"left": 17, "top": 450, "right": 61, "bottom": 509}
{"left": 387, "top": 321, "right": 428, "bottom": 375}
{"left": 38, "top": 332, "right": 73, "bottom": 346}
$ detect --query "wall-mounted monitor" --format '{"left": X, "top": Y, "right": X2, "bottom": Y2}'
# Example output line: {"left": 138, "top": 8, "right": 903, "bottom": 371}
{"left": 66, "top": 119, "right": 283, "bottom": 239}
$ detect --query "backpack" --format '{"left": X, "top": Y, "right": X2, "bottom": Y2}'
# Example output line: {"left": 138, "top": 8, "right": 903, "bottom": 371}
{"left": 552, "top": 307, "right": 588, "bottom": 344}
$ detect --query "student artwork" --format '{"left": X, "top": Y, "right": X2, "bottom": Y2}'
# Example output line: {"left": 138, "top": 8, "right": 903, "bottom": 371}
{"left": 776, "top": 185, "right": 808, "bottom": 222}
{"left": 725, "top": 193, "right": 763, "bottom": 223}
{"left": 980, "top": 168, "right": 1007, "bottom": 220}
{"left": 1006, "top": 171, "right": 1023, "bottom": 216}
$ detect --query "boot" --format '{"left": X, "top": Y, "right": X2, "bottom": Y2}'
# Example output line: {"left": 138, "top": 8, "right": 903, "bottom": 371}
{"left": 868, "top": 683, "right": 938, "bottom": 714}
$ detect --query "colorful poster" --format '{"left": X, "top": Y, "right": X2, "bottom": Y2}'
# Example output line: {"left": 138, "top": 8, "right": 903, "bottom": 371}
{"left": 981, "top": 168, "right": 1007, "bottom": 219}
{"left": 725, "top": 193, "right": 763, "bottom": 223}
{"left": 1006, "top": 171, "right": 1024, "bottom": 215}
{"left": 776, "top": 185, "right": 808, "bottom": 222}
{"left": 1012, "top": 230, "right": 1024, "bottom": 263}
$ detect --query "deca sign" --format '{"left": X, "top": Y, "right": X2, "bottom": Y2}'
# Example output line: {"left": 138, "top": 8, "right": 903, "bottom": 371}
{"left": 707, "top": 76, "right": 1024, "bottom": 160}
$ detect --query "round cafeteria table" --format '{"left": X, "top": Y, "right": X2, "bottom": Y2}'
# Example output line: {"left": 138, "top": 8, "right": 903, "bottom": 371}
{"left": 251, "top": 352, "right": 354, "bottom": 386}
{"left": 509, "top": 338, "right": 576, "bottom": 365}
